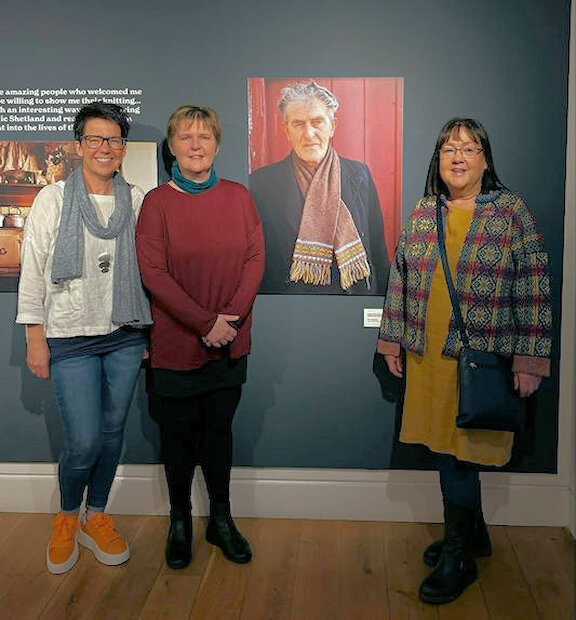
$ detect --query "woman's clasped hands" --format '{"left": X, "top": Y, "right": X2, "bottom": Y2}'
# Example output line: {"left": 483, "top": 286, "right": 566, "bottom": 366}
{"left": 202, "top": 314, "right": 240, "bottom": 348}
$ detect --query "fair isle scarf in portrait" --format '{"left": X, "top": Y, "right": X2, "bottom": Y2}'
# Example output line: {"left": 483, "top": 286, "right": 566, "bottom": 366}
{"left": 290, "top": 148, "right": 371, "bottom": 289}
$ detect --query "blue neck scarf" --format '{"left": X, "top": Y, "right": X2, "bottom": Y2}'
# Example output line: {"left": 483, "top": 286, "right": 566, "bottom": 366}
{"left": 171, "top": 161, "right": 218, "bottom": 194}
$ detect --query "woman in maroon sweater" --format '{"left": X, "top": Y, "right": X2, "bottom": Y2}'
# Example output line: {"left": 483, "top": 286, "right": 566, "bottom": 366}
{"left": 136, "top": 105, "right": 264, "bottom": 569}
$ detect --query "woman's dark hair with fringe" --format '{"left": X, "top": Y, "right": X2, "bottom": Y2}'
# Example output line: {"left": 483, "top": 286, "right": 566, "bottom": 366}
{"left": 73, "top": 101, "right": 131, "bottom": 141}
{"left": 424, "top": 118, "right": 506, "bottom": 197}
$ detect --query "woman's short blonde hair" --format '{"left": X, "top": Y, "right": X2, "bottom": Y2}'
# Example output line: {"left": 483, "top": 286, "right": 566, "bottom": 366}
{"left": 166, "top": 105, "right": 222, "bottom": 145}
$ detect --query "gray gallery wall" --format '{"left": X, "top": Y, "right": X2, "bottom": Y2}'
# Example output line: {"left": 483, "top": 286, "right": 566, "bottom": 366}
{"left": 0, "top": 0, "right": 570, "bottom": 472}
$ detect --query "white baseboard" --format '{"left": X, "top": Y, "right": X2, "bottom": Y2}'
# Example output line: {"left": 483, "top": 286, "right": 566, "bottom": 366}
{"left": 0, "top": 463, "right": 570, "bottom": 527}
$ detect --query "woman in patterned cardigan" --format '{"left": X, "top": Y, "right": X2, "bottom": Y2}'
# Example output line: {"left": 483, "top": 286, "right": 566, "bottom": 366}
{"left": 378, "top": 118, "right": 551, "bottom": 604}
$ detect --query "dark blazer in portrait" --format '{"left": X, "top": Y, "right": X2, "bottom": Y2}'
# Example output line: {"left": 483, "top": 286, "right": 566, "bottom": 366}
{"left": 249, "top": 154, "right": 389, "bottom": 295}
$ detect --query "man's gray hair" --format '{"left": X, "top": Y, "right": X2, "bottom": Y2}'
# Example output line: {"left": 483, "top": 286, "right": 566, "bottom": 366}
{"left": 277, "top": 81, "right": 339, "bottom": 120}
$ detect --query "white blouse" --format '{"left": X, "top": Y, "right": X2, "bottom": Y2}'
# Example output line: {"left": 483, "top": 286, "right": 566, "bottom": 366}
{"left": 16, "top": 181, "right": 145, "bottom": 338}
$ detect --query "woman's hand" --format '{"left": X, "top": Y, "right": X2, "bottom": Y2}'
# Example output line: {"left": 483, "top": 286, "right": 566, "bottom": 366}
{"left": 385, "top": 354, "right": 403, "bottom": 378}
{"left": 25, "top": 325, "right": 50, "bottom": 379}
{"left": 514, "top": 372, "right": 542, "bottom": 398}
{"left": 202, "top": 314, "right": 240, "bottom": 348}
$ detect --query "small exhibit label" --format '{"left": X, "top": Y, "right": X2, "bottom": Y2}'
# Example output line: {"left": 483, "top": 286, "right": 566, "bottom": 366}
{"left": 363, "top": 308, "right": 383, "bottom": 328}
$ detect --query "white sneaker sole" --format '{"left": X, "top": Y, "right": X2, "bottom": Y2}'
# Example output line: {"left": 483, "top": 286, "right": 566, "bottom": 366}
{"left": 78, "top": 529, "right": 130, "bottom": 566}
{"left": 46, "top": 533, "right": 79, "bottom": 574}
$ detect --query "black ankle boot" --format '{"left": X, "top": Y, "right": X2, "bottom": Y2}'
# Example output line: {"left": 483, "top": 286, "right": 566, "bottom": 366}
{"left": 423, "top": 506, "right": 491, "bottom": 567}
{"left": 419, "top": 501, "right": 478, "bottom": 604}
{"left": 165, "top": 512, "right": 193, "bottom": 569}
{"left": 205, "top": 505, "right": 252, "bottom": 564}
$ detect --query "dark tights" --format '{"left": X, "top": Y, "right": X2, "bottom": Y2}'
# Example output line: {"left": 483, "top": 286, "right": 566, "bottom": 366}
{"left": 160, "top": 386, "right": 242, "bottom": 517}
{"left": 436, "top": 454, "right": 481, "bottom": 511}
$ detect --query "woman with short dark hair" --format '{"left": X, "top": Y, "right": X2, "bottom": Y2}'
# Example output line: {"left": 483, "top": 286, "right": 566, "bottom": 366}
{"left": 17, "top": 101, "right": 151, "bottom": 574}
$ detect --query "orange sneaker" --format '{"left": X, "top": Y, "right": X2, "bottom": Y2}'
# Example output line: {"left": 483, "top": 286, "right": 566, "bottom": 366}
{"left": 78, "top": 512, "right": 130, "bottom": 566}
{"left": 46, "top": 512, "right": 79, "bottom": 574}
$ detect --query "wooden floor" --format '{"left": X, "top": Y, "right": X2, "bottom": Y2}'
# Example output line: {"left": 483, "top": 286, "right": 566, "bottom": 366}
{"left": 0, "top": 513, "right": 573, "bottom": 619}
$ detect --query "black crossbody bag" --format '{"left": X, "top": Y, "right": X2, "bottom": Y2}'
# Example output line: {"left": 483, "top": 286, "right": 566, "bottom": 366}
{"left": 435, "top": 196, "right": 522, "bottom": 431}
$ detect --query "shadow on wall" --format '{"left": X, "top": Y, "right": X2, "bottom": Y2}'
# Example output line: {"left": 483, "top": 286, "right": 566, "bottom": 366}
{"left": 121, "top": 368, "right": 162, "bottom": 464}
{"left": 11, "top": 322, "right": 63, "bottom": 460}
{"left": 232, "top": 297, "right": 292, "bottom": 469}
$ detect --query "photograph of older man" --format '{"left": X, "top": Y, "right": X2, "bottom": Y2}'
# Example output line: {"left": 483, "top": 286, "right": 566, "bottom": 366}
{"left": 249, "top": 80, "right": 396, "bottom": 295}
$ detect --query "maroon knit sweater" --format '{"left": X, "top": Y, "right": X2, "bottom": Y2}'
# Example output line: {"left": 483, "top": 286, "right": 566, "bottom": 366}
{"left": 136, "top": 180, "right": 265, "bottom": 369}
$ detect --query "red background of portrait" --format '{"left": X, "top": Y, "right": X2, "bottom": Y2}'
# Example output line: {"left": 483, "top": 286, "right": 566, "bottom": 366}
{"left": 248, "top": 77, "right": 403, "bottom": 260}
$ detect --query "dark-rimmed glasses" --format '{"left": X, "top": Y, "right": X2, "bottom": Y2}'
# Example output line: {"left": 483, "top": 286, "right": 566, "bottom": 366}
{"left": 80, "top": 135, "right": 126, "bottom": 150}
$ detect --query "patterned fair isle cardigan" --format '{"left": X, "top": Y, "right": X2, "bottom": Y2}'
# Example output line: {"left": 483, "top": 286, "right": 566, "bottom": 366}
{"left": 378, "top": 190, "right": 552, "bottom": 377}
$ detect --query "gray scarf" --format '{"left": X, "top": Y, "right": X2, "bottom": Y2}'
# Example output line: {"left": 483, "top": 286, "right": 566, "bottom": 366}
{"left": 51, "top": 166, "right": 152, "bottom": 328}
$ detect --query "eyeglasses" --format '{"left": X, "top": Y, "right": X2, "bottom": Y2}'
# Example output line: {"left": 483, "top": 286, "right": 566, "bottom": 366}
{"left": 80, "top": 135, "right": 126, "bottom": 150}
{"left": 440, "top": 146, "right": 484, "bottom": 159}
{"left": 97, "top": 252, "right": 111, "bottom": 273}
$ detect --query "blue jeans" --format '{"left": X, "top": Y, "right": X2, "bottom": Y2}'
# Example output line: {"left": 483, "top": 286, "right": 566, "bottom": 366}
{"left": 51, "top": 344, "right": 145, "bottom": 512}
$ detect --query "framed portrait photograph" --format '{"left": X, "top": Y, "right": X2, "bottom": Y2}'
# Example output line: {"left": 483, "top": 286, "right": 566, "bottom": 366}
{"left": 248, "top": 76, "right": 403, "bottom": 295}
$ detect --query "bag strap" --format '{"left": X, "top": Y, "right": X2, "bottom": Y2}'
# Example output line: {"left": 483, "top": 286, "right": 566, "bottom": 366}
{"left": 435, "top": 195, "right": 470, "bottom": 348}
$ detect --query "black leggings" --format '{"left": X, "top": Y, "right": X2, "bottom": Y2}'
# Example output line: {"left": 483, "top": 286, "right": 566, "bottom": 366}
{"left": 160, "top": 386, "right": 242, "bottom": 515}
{"left": 436, "top": 454, "right": 481, "bottom": 511}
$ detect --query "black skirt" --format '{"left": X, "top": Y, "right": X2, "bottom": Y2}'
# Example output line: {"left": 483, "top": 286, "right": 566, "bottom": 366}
{"left": 151, "top": 355, "right": 248, "bottom": 398}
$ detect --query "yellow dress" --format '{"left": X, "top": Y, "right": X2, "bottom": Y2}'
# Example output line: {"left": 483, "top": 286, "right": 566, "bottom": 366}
{"left": 400, "top": 205, "right": 514, "bottom": 466}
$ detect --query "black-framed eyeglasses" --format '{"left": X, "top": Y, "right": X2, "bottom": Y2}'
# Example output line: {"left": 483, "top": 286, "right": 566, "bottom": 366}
{"left": 80, "top": 135, "right": 126, "bottom": 150}
{"left": 440, "top": 146, "right": 484, "bottom": 159}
